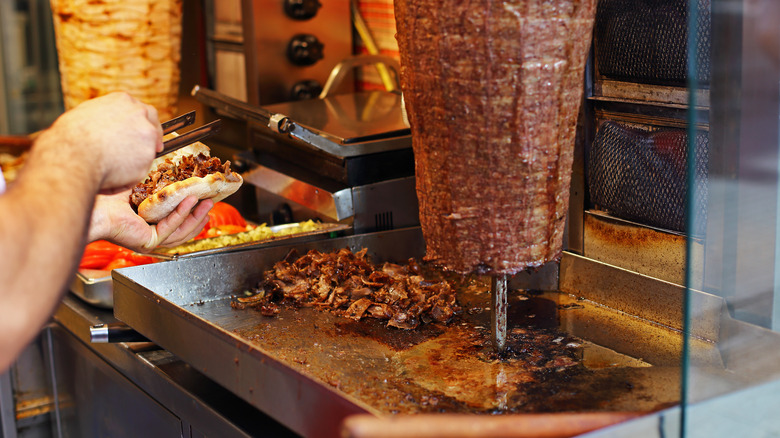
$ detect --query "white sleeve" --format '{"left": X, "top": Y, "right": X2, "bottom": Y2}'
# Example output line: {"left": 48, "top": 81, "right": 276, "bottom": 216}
{"left": 0, "top": 167, "right": 5, "bottom": 194}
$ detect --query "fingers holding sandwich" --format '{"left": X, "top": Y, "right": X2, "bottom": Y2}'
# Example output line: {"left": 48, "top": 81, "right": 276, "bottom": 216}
{"left": 86, "top": 141, "right": 242, "bottom": 252}
{"left": 153, "top": 197, "right": 214, "bottom": 248}
{"left": 88, "top": 191, "right": 212, "bottom": 253}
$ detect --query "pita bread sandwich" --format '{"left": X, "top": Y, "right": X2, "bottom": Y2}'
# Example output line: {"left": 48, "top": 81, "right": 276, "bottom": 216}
{"left": 130, "top": 142, "right": 243, "bottom": 223}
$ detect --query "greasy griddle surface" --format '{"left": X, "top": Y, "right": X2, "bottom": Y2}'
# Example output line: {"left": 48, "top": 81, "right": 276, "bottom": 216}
{"left": 189, "top": 272, "right": 680, "bottom": 414}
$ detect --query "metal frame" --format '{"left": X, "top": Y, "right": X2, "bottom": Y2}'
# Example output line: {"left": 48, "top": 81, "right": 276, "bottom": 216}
{"left": 0, "top": 370, "right": 16, "bottom": 438}
{"left": 53, "top": 296, "right": 295, "bottom": 437}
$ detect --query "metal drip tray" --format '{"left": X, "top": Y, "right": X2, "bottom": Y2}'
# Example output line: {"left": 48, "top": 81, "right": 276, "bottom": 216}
{"left": 111, "top": 228, "right": 723, "bottom": 437}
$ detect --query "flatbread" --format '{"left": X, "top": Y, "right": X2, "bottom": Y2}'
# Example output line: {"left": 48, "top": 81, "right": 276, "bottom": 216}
{"left": 134, "top": 142, "right": 243, "bottom": 223}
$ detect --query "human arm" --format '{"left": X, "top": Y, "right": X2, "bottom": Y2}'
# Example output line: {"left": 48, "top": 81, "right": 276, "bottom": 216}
{"left": 0, "top": 92, "right": 162, "bottom": 372}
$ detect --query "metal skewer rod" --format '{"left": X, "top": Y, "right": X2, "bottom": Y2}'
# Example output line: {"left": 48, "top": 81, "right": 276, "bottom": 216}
{"left": 491, "top": 274, "right": 508, "bottom": 353}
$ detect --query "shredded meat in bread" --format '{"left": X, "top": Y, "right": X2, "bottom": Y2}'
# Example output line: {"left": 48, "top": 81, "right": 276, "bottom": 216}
{"left": 130, "top": 153, "right": 237, "bottom": 210}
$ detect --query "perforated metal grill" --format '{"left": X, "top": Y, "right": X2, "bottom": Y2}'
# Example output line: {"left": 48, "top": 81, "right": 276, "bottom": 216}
{"left": 594, "top": 0, "right": 711, "bottom": 86}
{"left": 587, "top": 121, "right": 708, "bottom": 235}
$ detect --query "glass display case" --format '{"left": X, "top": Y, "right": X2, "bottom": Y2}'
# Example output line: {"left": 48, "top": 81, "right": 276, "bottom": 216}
{"left": 0, "top": 0, "right": 62, "bottom": 135}
{"left": 682, "top": 0, "right": 780, "bottom": 435}
{"left": 583, "top": 0, "right": 780, "bottom": 436}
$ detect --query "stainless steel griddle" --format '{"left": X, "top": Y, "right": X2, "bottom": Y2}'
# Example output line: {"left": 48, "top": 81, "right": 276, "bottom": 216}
{"left": 111, "top": 228, "right": 724, "bottom": 438}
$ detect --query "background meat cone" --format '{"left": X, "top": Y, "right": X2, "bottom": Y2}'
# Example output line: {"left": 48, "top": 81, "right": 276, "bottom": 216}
{"left": 50, "top": 0, "right": 183, "bottom": 121}
{"left": 394, "top": 0, "right": 597, "bottom": 275}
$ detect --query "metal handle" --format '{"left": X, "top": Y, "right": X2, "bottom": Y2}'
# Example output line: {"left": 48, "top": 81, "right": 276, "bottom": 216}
{"left": 90, "top": 323, "right": 149, "bottom": 343}
{"left": 191, "top": 85, "right": 289, "bottom": 133}
{"left": 319, "top": 55, "right": 401, "bottom": 99}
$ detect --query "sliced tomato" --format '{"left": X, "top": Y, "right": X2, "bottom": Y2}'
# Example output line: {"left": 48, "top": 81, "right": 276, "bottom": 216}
{"left": 209, "top": 202, "right": 246, "bottom": 227}
{"left": 81, "top": 240, "right": 157, "bottom": 270}
{"left": 194, "top": 202, "right": 248, "bottom": 239}
{"left": 80, "top": 240, "right": 124, "bottom": 269}
{"left": 83, "top": 240, "right": 123, "bottom": 257}
{"left": 79, "top": 253, "right": 114, "bottom": 270}
{"left": 123, "top": 253, "right": 158, "bottom": 266}
{"left": 104, "top": 258, "right": 136, "bottom": 271}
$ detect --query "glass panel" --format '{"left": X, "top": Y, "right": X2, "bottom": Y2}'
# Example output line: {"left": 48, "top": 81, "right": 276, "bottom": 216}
{"left": 684, "top": 0, "right": 780, "bottom": 435}
{"left": 0, "top": 0, "right": 62, "bottom": 135}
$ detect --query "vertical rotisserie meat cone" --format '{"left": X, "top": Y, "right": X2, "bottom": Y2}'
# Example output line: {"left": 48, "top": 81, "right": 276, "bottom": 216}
{"left": 50, "top": 0, "right": 183, "bottom": 120}
{"left": 394, "top": 0, "right": 596, "bottom": 275}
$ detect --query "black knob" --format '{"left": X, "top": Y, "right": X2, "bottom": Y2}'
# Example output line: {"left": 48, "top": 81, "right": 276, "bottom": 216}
{"left": 283, "top": 0, "right": 321, "bottom": 20}
{"left": 287, "top": 34, "right": 324, "bottom": 66}
{"left": 290, "top": 80, "right": 323, "bottom": 100}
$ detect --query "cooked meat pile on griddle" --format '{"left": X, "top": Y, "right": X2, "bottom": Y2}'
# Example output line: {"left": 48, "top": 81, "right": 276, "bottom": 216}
{"left": 232, "top": 248, "right": 461, "bottom": 330}
{"left": 130, "top": 153, "right": 235, "bottom": 210}
{"left": 394, "top": 0, "right": 597, "bottom": 274}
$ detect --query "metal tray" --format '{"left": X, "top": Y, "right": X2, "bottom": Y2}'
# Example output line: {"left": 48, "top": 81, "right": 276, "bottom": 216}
{"left": 70, "top": 270, "right": 114, "bottom": 309}
{"left": 112, "top": 228, "right": 695, "bottom": 438}
{"left": 150, "top": 222, "right": 351, "bottom": 259}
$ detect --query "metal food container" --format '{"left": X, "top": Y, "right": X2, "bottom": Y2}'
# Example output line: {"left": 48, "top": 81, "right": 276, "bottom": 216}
{"left": 151, "top": 222, "right": 350, "bottom": 259}
{"left": 70, "top": 271, "right": 114, "bottom": 309}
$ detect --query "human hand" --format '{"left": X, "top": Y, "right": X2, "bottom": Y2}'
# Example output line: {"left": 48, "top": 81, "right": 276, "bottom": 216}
{"left": 43, "top": 92, "right": 163, "bottom": 192}
{"left": 88, "top": 189, "right": 213, "bottom": 253}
